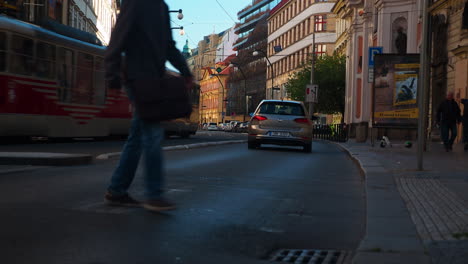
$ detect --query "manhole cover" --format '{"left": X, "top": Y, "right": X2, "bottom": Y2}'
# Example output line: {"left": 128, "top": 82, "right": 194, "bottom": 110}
{"left": 270, "top": 249, "right": 351, "bottom": 264}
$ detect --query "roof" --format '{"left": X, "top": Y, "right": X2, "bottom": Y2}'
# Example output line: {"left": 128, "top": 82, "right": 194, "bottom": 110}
{"left": 261, "top": 99, "right": 302, "bottom": 104}
{"left": 269, "top": 0, "right": 290, "bottom": 17}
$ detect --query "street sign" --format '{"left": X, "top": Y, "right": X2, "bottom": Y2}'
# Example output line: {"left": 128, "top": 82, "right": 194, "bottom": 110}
{"left": 368, "top": 47, "right": 383, "bottom": 83}
{"left": 368, "top": 47, "right": 383, "bottom": 67}
{"left": 305, "top": 84, "right": 318, "bottom": 103}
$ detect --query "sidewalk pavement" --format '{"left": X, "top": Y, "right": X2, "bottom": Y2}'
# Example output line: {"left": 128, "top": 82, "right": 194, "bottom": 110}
{"left": 336, "top": 139, "right": 468, "bottom": 264}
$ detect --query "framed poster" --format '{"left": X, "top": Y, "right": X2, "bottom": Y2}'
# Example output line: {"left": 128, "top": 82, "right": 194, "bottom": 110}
{"left": 372, "top": 54, "right": 420, "bottom": 128}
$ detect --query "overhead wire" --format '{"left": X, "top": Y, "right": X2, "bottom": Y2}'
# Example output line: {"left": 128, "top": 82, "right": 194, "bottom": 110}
{"left": 214, "top": 0, "right": 238, "bottom": 23}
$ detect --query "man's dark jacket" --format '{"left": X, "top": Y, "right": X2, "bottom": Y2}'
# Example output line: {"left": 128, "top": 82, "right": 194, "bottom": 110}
{"left": 105, "top": 0, "right": 192, "bottom": 86}
{"left": 437, "top": 99, "right": 461, "bottom": 125}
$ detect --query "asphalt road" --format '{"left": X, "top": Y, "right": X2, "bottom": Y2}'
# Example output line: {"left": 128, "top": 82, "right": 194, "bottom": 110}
{"left": 0, "top": 141, "right": 365, "bottom": 264}
{"left": 0, "top": 131, "right": 246, "bottom": 157}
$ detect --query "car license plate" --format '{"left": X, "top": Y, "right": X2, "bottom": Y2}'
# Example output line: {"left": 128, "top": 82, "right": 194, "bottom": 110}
{"left": 270, "top": 131, "right": 289, "bottom": 137}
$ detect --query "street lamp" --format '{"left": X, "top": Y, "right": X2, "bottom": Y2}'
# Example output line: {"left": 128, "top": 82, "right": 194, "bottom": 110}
{"left": 229, "top": 63, "right": 248, "bottom": 121}
{"left": 169, "top": 9, "right": 184, "bottom": 20}
{"left": 252, "top": 50, "right": 276, "bottom": 99}
{"left": 171, "top": 26, "right": 185, "bottom": 36}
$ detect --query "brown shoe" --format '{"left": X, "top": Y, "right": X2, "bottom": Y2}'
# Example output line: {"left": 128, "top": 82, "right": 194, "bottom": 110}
{"left": 105, "top": 192, "right": 141, "bottom": 207}
{"left": 143, "top": 199, "right": 176, "bottom": 212}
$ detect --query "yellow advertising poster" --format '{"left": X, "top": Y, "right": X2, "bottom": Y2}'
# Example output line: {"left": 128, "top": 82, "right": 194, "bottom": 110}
{"left": 372, "top": 54, "right": 420, "bottom": 127}
{"left": 374, "top": 108, "right": 419, "bottom": 119}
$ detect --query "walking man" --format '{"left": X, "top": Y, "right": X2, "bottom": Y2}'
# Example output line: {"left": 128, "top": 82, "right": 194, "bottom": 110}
{"left": 104, "top": 0, "right": 193, "bottom": 211}
{"left": 436, "top": 92, "right": 461, "bottom": 152}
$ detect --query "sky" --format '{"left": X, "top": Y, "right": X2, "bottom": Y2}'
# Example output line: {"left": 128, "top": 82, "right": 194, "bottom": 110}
{"left": 166, "top": 0, "right": 253, "bottom": 51}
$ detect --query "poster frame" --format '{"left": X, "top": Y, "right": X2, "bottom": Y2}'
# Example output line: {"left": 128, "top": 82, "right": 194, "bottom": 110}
{"left": 371, "top": 53, "right": 420, "bottom": 129}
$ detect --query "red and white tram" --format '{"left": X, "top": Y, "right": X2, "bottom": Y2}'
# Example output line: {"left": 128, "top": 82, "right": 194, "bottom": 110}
{"left": 0, "top": 16, "right": 198, "bottom": 138}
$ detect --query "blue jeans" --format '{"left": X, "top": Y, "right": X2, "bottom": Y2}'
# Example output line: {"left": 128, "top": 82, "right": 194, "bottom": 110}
{"left": 107, "top": 86, "right": 165, "bottom": 200}
{"left": 440, "top": 122, "right": 458, "bottom": 147}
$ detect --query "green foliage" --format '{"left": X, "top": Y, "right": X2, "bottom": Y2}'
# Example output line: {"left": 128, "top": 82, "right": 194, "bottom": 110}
{"left": 285, "top": 54, "right": 346, "bottom": 116}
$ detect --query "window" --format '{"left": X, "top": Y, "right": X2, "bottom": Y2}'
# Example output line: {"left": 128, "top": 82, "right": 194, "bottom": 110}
{"left": 258, "top": 102, "right": 305, "bottom": 116}
{"left": 57, "top": 48, "right": 74, "bottom": 102}
{"left": 74, "top": 52, "right": 94, "bottom": 104}
{"left": 315, "top": 15, "right": 327, "bottom": 32}
{"left": 314, "top": 44, "right": 327, "bottom": 57}
{"left": 94, "top": 57, "right": 106, "bottom": 105}
{"left": 36, "top": 42, "right": 56, "bottom": 79}
{"left": 10, "top": 35, "right": 34, "bottom": 76}
{"left": 0, "top": 32, "right": 6, "bottom": 72}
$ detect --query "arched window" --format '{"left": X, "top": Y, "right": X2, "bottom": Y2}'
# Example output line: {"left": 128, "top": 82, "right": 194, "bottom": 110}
{"left": 392, "top": 17, "right": 408, "bottom": 54}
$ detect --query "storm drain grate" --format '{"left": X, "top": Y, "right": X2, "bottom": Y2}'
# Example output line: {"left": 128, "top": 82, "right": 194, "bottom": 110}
{"left": 270, "top": 249, "right": 350, "bottom": 264}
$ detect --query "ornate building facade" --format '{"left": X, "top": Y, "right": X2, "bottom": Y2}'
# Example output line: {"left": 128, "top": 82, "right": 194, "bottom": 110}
{"left": 332, "top": 0, "right": 421, "bottom": 139}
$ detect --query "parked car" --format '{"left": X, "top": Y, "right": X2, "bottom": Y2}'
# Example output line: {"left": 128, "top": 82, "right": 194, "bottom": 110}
{"left": 223, "top": 123, "right": 232, "bottom": 131}
{"left": 232, "top": 122, "right": 242, "bottom": 133}
{"left": 247, "top": 100, "right": 313, "bottom": 153}
{"left": 207, "top": 122, "right": 218, "bottom": 131}
{"left": 239, "top": 122, "right": 249, "bottom": 133}
{"left": 218, "top": 123, "right": 229, "bottom": 131}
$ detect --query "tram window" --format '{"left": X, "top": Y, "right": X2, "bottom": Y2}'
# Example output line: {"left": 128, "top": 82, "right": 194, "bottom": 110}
{"left": 94, "top": 57, "right": 106, "bottom": 105}
{"left": 0, "top": 32, "right": 6, "bottom": 72}
{"left": 36, "top": 42, "right": 56, "bottom": 79}
{"left": 57, "top": 48, "right": 74, "bottom": 102}
{"left": 74, "top": 52, "right": 94, "bottom": 104}
{"left": 10, "top": 35, "right": 34, "bottom": 76}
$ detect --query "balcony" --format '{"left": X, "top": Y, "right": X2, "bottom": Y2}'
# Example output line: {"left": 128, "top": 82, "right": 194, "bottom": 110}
{"left": 233, "top": 37, "right": 249, "bottom": 50}
{"left": 234, "top": 12, "right": 268, "bottom": 34}
{"left": 237, "top": 0, "right": 271, "bottom": 19}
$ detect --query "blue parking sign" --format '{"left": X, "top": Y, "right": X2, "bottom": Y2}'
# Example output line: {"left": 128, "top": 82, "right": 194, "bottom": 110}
{"left": 369, "top": 47, "right": 383, "bottom": 67}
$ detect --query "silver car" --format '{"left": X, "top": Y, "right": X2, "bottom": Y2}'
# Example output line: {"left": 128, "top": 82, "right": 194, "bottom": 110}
{"left": 248, "top": 100, "right": 313, "bottom": 152}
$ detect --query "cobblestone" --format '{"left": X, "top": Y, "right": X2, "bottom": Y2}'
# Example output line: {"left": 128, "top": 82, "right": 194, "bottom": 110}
{"left": 339, "top": 140, "right": 468, "bottom": 264}
{"left": 397, "top": 176, "right": 468, "bottom": 242}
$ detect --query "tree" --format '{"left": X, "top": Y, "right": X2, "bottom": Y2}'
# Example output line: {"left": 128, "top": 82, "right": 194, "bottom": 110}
{"left": 285, "top": 54, "right": 346, "bottom": 119}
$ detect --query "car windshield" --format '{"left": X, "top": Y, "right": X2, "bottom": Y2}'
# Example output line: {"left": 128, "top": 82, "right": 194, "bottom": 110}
{"left": 258, "top": 102, "right": 305, "bottom": 116}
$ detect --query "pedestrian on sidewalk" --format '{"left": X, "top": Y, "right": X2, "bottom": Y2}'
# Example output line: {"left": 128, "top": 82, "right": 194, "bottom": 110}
{"left": 436, "top": 92, "right": 462, "bottom": 152}
{"left": 103, "top": 0, "right": 193, "bottom": 211}
{"left": 462, "top": 98, "right": 468, "bottom": 151}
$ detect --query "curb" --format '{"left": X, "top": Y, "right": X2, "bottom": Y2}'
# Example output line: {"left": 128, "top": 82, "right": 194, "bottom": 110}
{"left": 96, "top": 140, "right": 247, "bottom": 160}
{"left": 0, "top": 166, "right": 50, "bottom": 175}
{"left": 0, "top": 152, "right": 93, "bottom": 166}
{"left": 328, "top": 141, "right": 366, "bottom": 176}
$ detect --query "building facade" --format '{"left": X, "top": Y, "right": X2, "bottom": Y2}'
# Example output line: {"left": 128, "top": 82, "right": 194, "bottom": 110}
{"left": 429, "top": 0, "right": 468, "bottom": 143}
{"left": 332, "top": 0, "right": 421, "bottom": 140}
{"left": 187, "top": 32, "right": 225, "bottom": 83}
{"left": 234, "top": 0, "right": 282, "bottom": 52}
{"left": 191, "top": 29, "right": 237, "bottom": 124}
{"left": 91, "top": 0, "right": 117, "bottom": 45}
{"left": 0, "top": 0, "right": 117, "bottom": 45}
{"left": 267, "top": 0, "right": 337, "bottom": 100}
{"left": 223, "top": 0, "right": 281, "bottom": 119}
{"left": 199, "top": 64, "right": 232, "bottom": 124}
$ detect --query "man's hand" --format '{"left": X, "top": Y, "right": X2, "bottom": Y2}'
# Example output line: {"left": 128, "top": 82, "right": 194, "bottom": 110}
{"left": 106, "top": 78, "right": 122, "bottom": 90}
{"left": 185, "top": 76, "right": 194, "bottom": 90}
